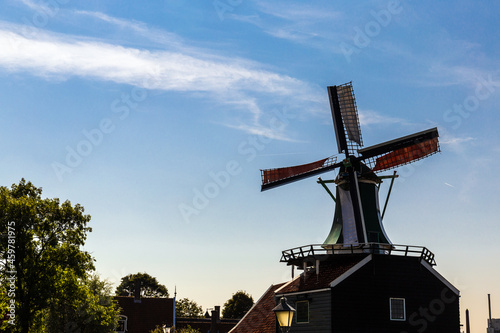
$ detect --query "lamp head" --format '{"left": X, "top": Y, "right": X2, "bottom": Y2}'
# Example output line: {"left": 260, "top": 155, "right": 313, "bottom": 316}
{"left": 273, "top": 297, "right": 296, "bottom": 332}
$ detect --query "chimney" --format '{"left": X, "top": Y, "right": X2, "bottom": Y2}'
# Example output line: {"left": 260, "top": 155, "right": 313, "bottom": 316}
{"left": 489, "top": 294, "right": 492, "bottom": 326}
{"left": 210, "top": 306, "right": 220, "bottom": 333}
{"left": 465, "top": 309, "right": 470, "bottom": 333}
{"left": 134, "top": 280, "right": 141, "bottom": 303}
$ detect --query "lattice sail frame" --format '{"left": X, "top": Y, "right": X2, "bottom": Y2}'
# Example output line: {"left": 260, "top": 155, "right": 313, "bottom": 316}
{"left": 370, "top": 137, "right": 440, "bottom": 172}
{"left": 358, "top": 128, "right": 440, "bottom": 173}
{"left": 336, "top": 82, "right": 363, "bottom": 156}
{"left": 261, "top": 156, "right": 337, "bottom": 187}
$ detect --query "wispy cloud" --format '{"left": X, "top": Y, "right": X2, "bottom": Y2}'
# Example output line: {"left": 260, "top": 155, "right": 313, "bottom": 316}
{"left": 421, "top": 64, "right": 500, "bottom": 89}
{"left": 391, "top": 28, "right": 500, "bottom": 90}
{"left": 0, "top": 19, "right": 323, "bottom": 140}
{"left": 75, "top": 10, "right": 141, "bottom": 28}
{"left": 440, "top": 135, "right": 475, "bottom": 146}
{"left": 230, "top": 1, "right": 346, "bottom": 53}
{"left": 235, "top": 1, "right": 500, "bottom": 95}
{"left": 17, "top": 0, "right": 48, "bottom": 12}
{"left": 222, "top": 123, "right": 300, "bottom": 142}
{"left": 255, "top": 2, "right": 340, "bottom": 21}
{"left": 15, "top": 0, "right": 187, "bottom": 50}
{"left": 358, "top": 109, "right": 405, "bottom": 127}
{"left": 72, "top": 10, "right": 189, "bottom": 51}
{"left": 439, "top": 130, "right": 476, "bottom": 154}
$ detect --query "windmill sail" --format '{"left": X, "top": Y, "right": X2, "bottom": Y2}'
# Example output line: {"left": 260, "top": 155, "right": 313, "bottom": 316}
{"left": 261, "top": 156, "right": 338, "bottom": 191}
{"left": 328, "top": 82, "right": 362, "bottom": 154}
{"left": 336, "top": 84, "right": 362, "bottom": 146}
{"left": 358, "top": 127, "right": 439, "bottom": 172}
{"left": 372, "top": 136, "right": 439, "bottom": 172}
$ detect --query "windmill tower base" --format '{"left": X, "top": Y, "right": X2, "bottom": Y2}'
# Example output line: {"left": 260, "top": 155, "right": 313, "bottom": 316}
{"left": 277, "top": 243, "right": 459, "bottom": 333}
{"left": 230, "top": 245, "right": 460, "bottom": 333}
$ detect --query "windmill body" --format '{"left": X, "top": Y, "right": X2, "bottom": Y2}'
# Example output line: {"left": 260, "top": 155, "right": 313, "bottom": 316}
{"left": 233, "top": 82, "right": 461, "bottom": 333}
{"left": 323, "top": 162, "right": 391, "bottom": 247}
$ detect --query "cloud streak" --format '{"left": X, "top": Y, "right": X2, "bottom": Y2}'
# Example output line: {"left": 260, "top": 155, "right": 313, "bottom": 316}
{"left": 230, "top": 1, "right": 347, "bottom": 54}
{"left": 0, "top": 20, "right": 323, "bottom": 140}
{"left": 0, "top": 26, "right": 309, "bottom": 95}
{"left": 358, "top": 109, "right": 405, "bottom": 127}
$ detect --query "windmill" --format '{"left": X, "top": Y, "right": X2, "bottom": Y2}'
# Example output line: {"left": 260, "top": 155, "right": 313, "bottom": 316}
{"left": 260, "top": 82, "right": 440, "bottom": 248}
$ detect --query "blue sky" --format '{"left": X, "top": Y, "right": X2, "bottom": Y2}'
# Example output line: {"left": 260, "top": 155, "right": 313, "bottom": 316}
{"left": 1, "top": 0, "right": 499, "bottom": 330}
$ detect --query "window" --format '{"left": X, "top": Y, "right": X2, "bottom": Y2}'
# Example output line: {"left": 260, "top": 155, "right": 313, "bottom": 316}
{"left": 296, "top": 300, "right": 309, "bottom": 323}
{"left": 390, "top": 298, "right": 406, "bottom": 321}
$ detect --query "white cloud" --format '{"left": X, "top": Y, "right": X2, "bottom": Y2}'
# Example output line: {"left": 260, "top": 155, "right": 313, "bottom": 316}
{"left": 75, "top": 10, "right": 140, "bottom": 28}
{"left": 230, "top": 1, "right": 346, "bottom": 54}
{"left": 423, "top": 65, "right": 500, "bottom": 89}
{"left": 439, "top": 135, "right": 475, "bottom": 146}
{"left": 438, "top": 129, "right": 476, "bottom": 155}
{"left": 72, "top": 10, "right": 188, "bottom": 50}
{"left": 0, "top": 21, "right": 323, "bottom": 140}
{"left": 223, "top": 123, "right": 299, "bottom": 142}
{"left": 15, "top": 0, "right": 188, "bottom": 51}
{"left": 0, "top": 25, "right": 317, "bottom": 97}
{"left": 358, "top": 109, "right": 405, "bottom": 127}
{"left": 9, "top": 1, "right": 318, "bottom": 99}
{"left": 17, "top": 0, "right": 47, "bottom": 12}
{"left": 255, "top": 2, "right": 340, "bottom": 21}
{"left": 396, "top": 30, "right": 500, "bottom": 90}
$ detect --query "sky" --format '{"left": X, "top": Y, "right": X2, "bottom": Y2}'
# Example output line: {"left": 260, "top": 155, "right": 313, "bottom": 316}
{"left": 0, "top": 0, "right": 499, "bottom": 331}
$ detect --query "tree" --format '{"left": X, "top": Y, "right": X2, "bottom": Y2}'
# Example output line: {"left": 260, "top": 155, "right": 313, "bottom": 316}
{"left": 43, "top": 274, "right": 120, "bottom": 333}
{"left": 115, "top": 272, "right": 169, "bottom": 297}
{"left": 222, "top": 291, "right": 254, "bottom": 319}
{"left": 0, "top": 179, "right": 100, "bottom": 333}
{"left": 175, "top": 298, "right": 203, "bottom": 318}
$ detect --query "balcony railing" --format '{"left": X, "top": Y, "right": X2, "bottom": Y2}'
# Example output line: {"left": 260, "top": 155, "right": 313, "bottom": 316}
{"left": 280, "top": 243, "right": 436, "bottom": 266}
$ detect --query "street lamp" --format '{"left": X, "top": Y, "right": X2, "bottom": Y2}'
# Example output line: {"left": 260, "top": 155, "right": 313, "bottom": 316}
{"left": 273, "top": 297, "right": 296, "bottom": 333}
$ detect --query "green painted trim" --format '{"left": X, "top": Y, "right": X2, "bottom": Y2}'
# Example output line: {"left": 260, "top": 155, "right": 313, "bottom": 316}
{"left": 317, "top": 177, "right": 336, "bottom": 202}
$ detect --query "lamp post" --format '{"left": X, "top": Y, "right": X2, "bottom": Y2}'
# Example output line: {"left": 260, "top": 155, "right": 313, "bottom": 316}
{"left": 273, "top": 297, "right": 296, "bottom": 333}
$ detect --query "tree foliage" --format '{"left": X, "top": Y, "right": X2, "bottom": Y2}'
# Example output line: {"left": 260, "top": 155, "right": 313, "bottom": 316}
{"left": 115, "top": 272, "right": 169, "bottom": 298}
{"left": 43, "top": 274, "right": 120, "bottom": 333}
{"left": 149, "top": 325, "right": 166, "bottom": 333}
{"left": 0, "top": 284, "right": 11, "bottom": 331}
{"left": 0, "top": 179, "right": 118, "bottom": 333}
{"left": 222, "top": 291, "right": 254, "bottom": 319}
{"left": 175, "top": 298, "right": 203, "bottom": 318}
{"left": 176, "top": 325, "right": 201, "bottom": 333}
{"left": 150, "top": 324, "right": 200, "bottom": 333}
